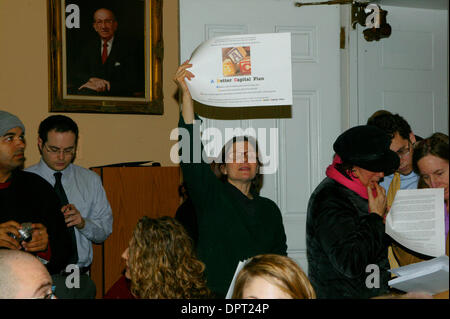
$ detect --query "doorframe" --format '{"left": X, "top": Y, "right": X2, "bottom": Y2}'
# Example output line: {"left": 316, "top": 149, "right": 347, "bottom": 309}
{"left": 340, "top": 4, "right": 360, "bottom": 131}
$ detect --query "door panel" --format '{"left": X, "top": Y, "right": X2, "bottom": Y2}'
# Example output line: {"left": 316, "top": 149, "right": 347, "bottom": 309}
{"left": 356, "top": 6, "right": 448, "bottom": 136}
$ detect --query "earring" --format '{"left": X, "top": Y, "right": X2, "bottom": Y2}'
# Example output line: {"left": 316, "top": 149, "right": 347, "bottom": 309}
{"left": 220, "top": 164, "right": 227, "bottom": 175}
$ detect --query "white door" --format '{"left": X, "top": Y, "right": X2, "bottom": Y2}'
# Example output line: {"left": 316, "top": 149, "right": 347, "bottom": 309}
{"left": 354, "top": 6, "right": 448, "bottom": 136}
{"left": 179, "top": 0, "right": 341, "bottom": 271}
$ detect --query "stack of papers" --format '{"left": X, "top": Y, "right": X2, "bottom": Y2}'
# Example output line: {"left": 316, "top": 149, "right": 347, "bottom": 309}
{"left": 385, "top": 188, "right": 446, "bottom": 257}
{"left": 388, "top": 255, "right": 449, "bottom": 294}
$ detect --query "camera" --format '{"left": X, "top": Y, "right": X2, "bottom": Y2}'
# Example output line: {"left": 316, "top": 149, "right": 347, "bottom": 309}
{"left": 8, "top": 222, "right": 33, "bottom": 243}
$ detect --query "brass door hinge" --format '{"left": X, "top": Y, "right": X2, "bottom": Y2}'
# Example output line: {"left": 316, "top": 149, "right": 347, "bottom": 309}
{"left": 340, "top": 27, "right": 346, "bottom": 49}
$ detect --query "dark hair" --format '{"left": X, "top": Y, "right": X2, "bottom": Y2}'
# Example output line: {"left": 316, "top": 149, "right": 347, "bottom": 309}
{"left": 38, "top": 115, "right": 79, "bottom": 145}
{"left": 334, "top": 157, "right": 355, "bottom": 180}
{"left": 367, "top": 111, "right": 412, "bottom": 140}
{"left": 93, "top": 7, "right": 117, "bottom": 22}
{"left": 412, "top": 132, "right": 449, "bottom": 174}
{"left": 213, "top": 136, "right": 263, "bottom": 194}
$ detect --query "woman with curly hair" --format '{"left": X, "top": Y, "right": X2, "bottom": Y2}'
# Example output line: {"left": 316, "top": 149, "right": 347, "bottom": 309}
{"left": 231, "top": 254, "right": 315, "bottom": 299}
{"left": 104, "top": 216, "right": 211, "bottom": 299}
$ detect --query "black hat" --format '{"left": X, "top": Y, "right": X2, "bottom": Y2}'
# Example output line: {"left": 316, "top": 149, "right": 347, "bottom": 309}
{"left": 333, "top": 125, "right": 400, "bottom": 174}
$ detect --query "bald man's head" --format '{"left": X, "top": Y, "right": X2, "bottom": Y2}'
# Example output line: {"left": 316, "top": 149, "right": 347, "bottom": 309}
{"left": 0, "top": 250, "right": 53, "bottom": 299}
{"left": 93, "top": 8, "right": 118, "bottom": 41}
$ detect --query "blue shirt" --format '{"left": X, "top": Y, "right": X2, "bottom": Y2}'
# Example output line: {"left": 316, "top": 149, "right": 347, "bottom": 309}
{"left": 380, "top": 171, "right": 419, "bottom": 192}
{"left": 25, "top": 160, "right": 113, "bottom": 267}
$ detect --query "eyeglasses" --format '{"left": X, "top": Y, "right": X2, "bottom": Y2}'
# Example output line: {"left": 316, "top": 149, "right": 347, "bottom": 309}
{"left": 395, "top": 141, "right": 413, "bottom": 158}
{"left": 33, "top": 292, "right": 56, "bottom": 299}
{"left": 44, "top": 143, "right": 75, "bottom": 156}
{"left": 226, "top": 151, "right": 258, "bottom": 163}
{"left": 32, "top": 285, "right": 56, "bottom": 299}
{"left": 94, "top": 19, "right": 114, "bottom": 26}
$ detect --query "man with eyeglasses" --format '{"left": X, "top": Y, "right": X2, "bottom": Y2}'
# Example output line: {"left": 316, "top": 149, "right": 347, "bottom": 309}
{"left": 25, "top": 115, "right": 113, "bottom": 299}
{"left": 70, "top": 7, "right": 143, "bottom": 97}
{"left": 0, "top": 110, "right": 72, "bottom": 277}
{"left": 367, "top": 110, "right": 427, "bottom": 268}
{"left": 367, "top": 110, "right": 421, "bottom": 194}
{"left": 0, "top": 249, "right": 55, "bottom": 299}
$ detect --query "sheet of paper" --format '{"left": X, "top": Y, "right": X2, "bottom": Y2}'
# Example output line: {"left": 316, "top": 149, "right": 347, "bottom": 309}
{"left": 186, "top": 33, "right": 292, "bottom": 107}
{"left": 388, "top": 255, "right": 449, "bottom": 294}
{"left": 389, "top": 255, "right": 449, "bottom": 277}
{"left": 225, "top": 259, "right": 251, "bottom": 299}
{"left": 385, "top": 188, "right": 446, "bottom": 257}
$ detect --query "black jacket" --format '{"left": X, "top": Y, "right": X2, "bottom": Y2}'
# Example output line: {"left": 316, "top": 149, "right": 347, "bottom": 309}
{"left": 0, "top": 170, "right": 73, "bottom": 274}
{"left": 306, "top": 177, "right": 391, "bottom": 299}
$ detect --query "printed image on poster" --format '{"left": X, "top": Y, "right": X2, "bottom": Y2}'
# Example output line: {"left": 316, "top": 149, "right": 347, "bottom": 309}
{"left": 186, "top": 33, "right": 292, "bottom": 108}
{"left": 222, "top": 47, "right": 251, "bottom": 77}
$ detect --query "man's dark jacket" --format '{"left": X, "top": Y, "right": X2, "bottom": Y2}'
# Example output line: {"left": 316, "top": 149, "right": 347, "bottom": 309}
{"left": 0, "top": 170, "right": 73, "bottom": 274}
{"left": 70, "top": 34, "right": 144, "bottom": 97}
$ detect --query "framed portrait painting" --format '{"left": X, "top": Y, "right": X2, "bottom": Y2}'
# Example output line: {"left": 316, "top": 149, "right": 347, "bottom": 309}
{"left": 48, "top": 0, "right": 163, "bottom": 114}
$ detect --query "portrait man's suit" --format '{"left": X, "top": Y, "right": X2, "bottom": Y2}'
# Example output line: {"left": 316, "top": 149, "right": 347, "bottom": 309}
{"left": 71, "top": 34, "right": 144, "bottom": 97}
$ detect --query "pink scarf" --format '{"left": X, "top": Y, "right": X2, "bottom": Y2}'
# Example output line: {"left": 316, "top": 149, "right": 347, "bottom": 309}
{"left": 326, "top": 155, "right": 371, "bottom": 199}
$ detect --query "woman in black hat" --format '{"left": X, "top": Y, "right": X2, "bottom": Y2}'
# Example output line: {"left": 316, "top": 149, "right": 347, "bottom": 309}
{"left": 306, "top": 125, "right": 400, "bottom": 299}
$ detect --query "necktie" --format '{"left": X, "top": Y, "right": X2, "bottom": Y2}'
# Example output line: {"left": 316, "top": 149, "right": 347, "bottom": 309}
{"left": 386, "top": 172, "right": 401, "bottom": 272}
{"left": 387, "top": 172, "right": 401, "bottom": 207}
{"left": 54, "top": 172, "right": 78, "bottom": 265}
{"left": 101, "top": 41, "right": 108, "bottom": 64}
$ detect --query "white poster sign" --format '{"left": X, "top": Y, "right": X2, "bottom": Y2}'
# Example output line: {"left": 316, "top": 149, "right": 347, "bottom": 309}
{"left": 186, "top": 33, "right": 292, "bottom": 107}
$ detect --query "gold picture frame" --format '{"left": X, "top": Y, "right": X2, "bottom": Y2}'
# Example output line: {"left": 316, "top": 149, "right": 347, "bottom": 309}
{"left": 48, "top": 0, "right": 163, "bottom": 114}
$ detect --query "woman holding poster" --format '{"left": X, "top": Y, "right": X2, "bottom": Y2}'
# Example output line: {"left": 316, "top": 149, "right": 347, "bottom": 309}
{"left": 173, "top": 61, "right": 288, "bottom": 298}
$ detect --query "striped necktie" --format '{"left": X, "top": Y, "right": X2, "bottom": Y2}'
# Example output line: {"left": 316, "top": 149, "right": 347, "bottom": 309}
{"left": 386, "top": 172, "right": 401, "bottom": 271}
{"left": 387, "top": 172, "right": 401, "bottom": 207}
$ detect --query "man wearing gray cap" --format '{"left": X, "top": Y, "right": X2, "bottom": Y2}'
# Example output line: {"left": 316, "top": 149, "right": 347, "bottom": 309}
{"left": 0, "top": 110, "right": 72, "bottom": 275}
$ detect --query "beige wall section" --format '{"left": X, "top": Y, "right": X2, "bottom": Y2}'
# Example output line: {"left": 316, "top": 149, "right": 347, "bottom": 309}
{"left": 0, "top": 0, "right": 180, "bottom": 169}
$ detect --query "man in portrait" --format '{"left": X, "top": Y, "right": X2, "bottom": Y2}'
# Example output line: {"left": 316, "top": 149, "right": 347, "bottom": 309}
{"left": 68, "top": 7, "right": 144, "bottom": 97}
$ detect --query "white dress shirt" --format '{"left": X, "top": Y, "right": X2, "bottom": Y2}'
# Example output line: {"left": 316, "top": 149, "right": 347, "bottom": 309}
{"left": 101, "top": 37, "right": 114, "bottom": 56}
{"left": 25, "top": 159, "right": 113, "bottom": 268}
